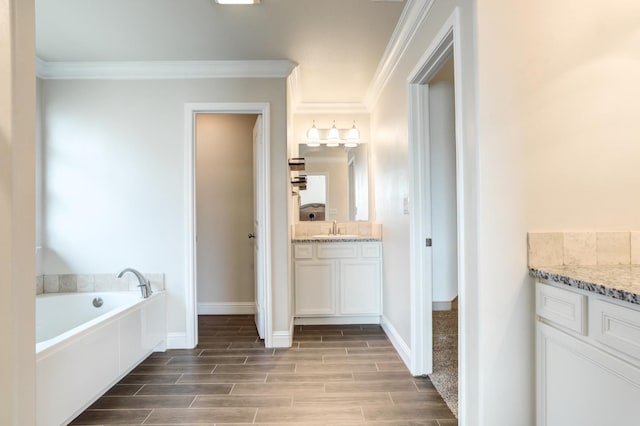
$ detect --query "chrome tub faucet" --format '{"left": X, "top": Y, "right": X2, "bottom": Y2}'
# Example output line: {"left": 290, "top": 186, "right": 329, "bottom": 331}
{"left": 117, "top": 268, "right": 153, "bottom": 298}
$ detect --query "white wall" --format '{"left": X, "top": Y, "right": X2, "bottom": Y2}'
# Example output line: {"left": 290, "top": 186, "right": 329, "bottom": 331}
{"left": 370, "top": 0, "right": 480, "bottom": 423}
{"left": 429, "top": 72, "right": 458, "bottom": 303}
{"left": 39, "top": 77, "right": 290, "bottom": 341}
{"left": 0, "top": 0, "right": 36, "bottom": 423}
{"left": 371, "top": 0, "right": 471, "bottom": 350}
{"left": 196, "top": 114, "right": 257, "bottom": 309}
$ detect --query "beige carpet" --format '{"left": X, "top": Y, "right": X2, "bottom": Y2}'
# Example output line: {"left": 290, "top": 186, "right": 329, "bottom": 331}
{"left": 429, "top": 298, "right": 458, "bottom": 418}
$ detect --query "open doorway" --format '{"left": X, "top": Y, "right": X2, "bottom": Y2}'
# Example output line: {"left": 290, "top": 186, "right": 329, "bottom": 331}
{"left": 426, "top": 55, "right": 459, "bottom": 417}
{"left": 184, "top": 103, "right": 272, "bottom": 349}
{"left": 195, "top": 113, "right": 259, "bottom": 321}
{"left": 408, "top": 10, "right": 464, "bottom": 421}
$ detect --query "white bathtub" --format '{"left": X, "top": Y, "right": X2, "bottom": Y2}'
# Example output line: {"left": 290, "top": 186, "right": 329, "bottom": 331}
{"left": 36, "top": 291, "right": 166, "bottom": 426}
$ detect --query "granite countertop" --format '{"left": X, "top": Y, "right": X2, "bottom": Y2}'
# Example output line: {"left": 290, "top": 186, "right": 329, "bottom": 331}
{"left": 529, "top": 265, "right": 640, "bottom": 305}
{"left": 292, "top": 236, "right": 382, "bottom": 243}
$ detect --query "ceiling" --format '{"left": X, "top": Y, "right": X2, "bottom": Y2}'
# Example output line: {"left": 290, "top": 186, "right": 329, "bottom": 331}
{"left": 36, "top": 0, "right": 406, "bottom": 105}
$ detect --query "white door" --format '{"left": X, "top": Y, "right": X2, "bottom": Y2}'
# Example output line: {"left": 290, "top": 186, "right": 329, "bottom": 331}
{"left": 253, "top": 116, "right": 265, "bottom": 339}
{"left": 408, "top": 82, "right": 434, "bottom": 375}
{"left": 421, "top": 83, "right": 434, "bottom": 374}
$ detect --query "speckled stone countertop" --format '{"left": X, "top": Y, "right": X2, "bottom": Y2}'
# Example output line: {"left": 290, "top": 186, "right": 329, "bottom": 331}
{"left": 292, "top": 237, "right": 382, "bottom": 243}
{"left": 529, "top": 265, "right": 640, "bottom": 305}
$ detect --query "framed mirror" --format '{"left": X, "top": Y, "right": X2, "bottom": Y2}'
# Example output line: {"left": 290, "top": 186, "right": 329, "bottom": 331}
{"left": 298, "top": 144, "right": 369, "bottom": 221}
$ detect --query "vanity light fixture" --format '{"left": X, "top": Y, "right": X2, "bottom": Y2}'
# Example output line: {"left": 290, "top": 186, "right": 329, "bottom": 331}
{"left": 305, "top": 120, "right": 361, "bottom": 147}
{"left": 326, "top": 121, "right": 340, "bottom": 147}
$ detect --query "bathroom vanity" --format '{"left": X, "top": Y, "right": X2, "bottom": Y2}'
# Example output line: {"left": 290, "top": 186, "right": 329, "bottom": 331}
{"left": 531, "top": 266, "right": 640, "bottom": 426}
{"left": 293, "top": 237, "right": 382, "bottom": 324}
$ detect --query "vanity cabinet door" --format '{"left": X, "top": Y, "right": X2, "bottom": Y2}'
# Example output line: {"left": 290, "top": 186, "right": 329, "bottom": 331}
{"left": 537, "top": 321, "right": 640, "bottom": 426}
{"left": 294, "top": 260, "right": 336, "bottom": 315}
{"left": 339, "top": 260, "right": 381, "bottom": 315}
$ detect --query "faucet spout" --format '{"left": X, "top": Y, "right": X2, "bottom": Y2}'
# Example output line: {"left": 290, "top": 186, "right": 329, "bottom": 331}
{"left": 117, "top": 268, "right": 152, "bottom": 298}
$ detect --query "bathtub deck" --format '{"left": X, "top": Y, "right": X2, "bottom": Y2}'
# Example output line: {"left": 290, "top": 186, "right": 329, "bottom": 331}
{"left": 69, "top": 315, "right": 456, "bottom": 425}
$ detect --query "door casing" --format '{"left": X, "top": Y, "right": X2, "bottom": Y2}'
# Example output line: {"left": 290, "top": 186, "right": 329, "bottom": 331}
{"left": 184, "top": 102, "right": 272, "bottom": 348}
{"left": 407, "top": 3, "right": 465, "bottom": 410}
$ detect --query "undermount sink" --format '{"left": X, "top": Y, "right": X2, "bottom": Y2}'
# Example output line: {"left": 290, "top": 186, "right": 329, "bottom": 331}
{"left": 311, "top": 234, "right": 360, "bottom": 239}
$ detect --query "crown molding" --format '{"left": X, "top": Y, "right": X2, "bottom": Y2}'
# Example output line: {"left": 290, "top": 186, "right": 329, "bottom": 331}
{"left": 364, "top": 0, "right": 435, "bottom": 109}
{"left": 287, "top": 66, "right": 302, "bottom": 107}
{"left": 36, "top": 58, "right": 297, "bottom": 80}
{"left": 294, "top": 102, "right": 369, "bottom": 115}
{"left": 288, "top": 66, "right": 368, "bottom": 114}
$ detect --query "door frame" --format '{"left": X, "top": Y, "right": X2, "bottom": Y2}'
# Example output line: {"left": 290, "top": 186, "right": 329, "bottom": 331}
{"left": 184, "top": 102, "right": 273, "bottom": 348}
{"left": 407, "top": 7, "right": 464, "bottom": 379}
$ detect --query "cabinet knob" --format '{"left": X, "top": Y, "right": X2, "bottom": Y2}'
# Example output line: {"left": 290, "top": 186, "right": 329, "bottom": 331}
{"left": 248, "top": 233, "right": 256, "bottom": 239}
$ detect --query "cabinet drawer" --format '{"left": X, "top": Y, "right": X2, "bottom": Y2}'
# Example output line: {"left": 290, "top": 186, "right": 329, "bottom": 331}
{"left": 294, "top": 244, "right": 313, "bottom": 259}
{"left": 590, "top": 298, "right": 640, "bottom": 361}
{"left": 317, "top": 244, "right": 357, "bottom": 258}
{"left": 361, "top": 243, "right": 381, "bottom": 258}
{"left": 536, "top": 282, "right": 587, "bottom": 335}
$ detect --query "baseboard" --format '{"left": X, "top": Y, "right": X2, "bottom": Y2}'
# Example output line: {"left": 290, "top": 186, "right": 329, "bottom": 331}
{"left": 380, "top": 315, "right": 411, "bottom": 370}
{"left": 166, "top": 332, "right": 188, "bottom": 349}
{"left": 197, "top": 302, "right": 256, "bottom": 315}
{"left": 271, "top": 330, "right": 293, "bottom": 348}
{"left": 294, "top": 315, "right": 381, "bottom": 325}
{"left": 432, "top": 301, "right": 452, "bottom": 311}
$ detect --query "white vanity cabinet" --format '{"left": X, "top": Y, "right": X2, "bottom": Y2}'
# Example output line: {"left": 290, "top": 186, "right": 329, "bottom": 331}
{"left": 293, "top": 241, "right": 382, "bottom": 323}
{"left": 536, "top": 281, "right": 640, "bottom": 426}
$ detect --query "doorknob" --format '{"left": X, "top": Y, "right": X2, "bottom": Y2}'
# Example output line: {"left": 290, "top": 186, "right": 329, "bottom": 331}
{"left": 248, "top": 233, "right": 256, "bottom": 239}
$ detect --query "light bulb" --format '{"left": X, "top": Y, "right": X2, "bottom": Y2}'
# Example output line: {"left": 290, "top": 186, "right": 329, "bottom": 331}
{"left": 346, "top": 121, "right": 360, "bottom": 144}
{"left": 328, "top": 121, "right": 340, "bottom": 142}
{"left": 307, "top": 120, "right": 320, "bottom": 143}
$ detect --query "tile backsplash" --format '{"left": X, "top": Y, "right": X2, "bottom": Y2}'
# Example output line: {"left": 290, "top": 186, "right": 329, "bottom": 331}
{"left": 293, "top": 222, "right": 382, "bottom": 238}
{"left": 36, "top": 273, "right": 165, "bottom": 295}
{"left": 528, "top": 231, "right": 640, "bottom": 267}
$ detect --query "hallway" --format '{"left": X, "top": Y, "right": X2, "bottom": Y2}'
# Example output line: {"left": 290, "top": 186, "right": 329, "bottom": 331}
{"left": 70, "top": 315, "right": 456, "bottom": 425}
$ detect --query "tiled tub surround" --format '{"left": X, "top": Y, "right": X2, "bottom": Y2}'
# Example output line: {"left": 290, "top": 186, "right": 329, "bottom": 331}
{"left": 528, "top": 231, "right": 640, "bottom": 304}
{"left": 293, "top": 221, "right": 382, "bottom": 239}
{"left": 35, "top": 273, "right": 165, "bottom": 295}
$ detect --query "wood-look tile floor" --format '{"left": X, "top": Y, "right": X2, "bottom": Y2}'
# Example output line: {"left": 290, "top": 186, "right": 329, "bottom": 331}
{"left": 70, "top": 315, "right": 457, "bottom": 425}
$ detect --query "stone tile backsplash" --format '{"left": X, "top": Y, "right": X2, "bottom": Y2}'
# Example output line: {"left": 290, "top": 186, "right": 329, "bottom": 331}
{"left": 36, "top": 273, "right": 165, "bottom": 295}
{"left": 293, "top": 222, "right": 382, "bottom": 238}
{"left": 528, "top": 231, "right": 640, "bottom": 267}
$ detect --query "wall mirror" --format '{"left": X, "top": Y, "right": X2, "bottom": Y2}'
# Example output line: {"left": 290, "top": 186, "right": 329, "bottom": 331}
{"left": 298, "top": 144, "right": 369, "bottom": 221}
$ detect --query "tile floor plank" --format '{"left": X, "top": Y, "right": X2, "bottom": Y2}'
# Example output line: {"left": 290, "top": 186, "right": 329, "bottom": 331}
{"left": 255, "top": 406, "right": 364, "bottom": 423}
{"left": 143, "top": 407, "right": 256, "bottom": 424}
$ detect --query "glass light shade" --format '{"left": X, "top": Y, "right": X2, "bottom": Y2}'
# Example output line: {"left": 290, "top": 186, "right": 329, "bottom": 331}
{"left": 346, "top": 121, "right": 360, "bottom": 143}
{"left": 306, "top": 141, "right": 321, "bottom": 147}
{"left": 325, "top": 141, "right": 340, "bottom": 147}
{"left": 328, "top": 121, "right": 340, "bottom": 142}
{"left": 344, "top": 141, "right": 358, "bottom": 148}
{"left": 307, "top": 121, "right": 320, "bottom": 142}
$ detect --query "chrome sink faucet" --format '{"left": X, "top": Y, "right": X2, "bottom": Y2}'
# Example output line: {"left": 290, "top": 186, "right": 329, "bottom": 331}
{"left": 117, "top": 268, "right": 153, "bottom": 298}
{"left": 331, "top": 220, "right": 338, "bottom": 235}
